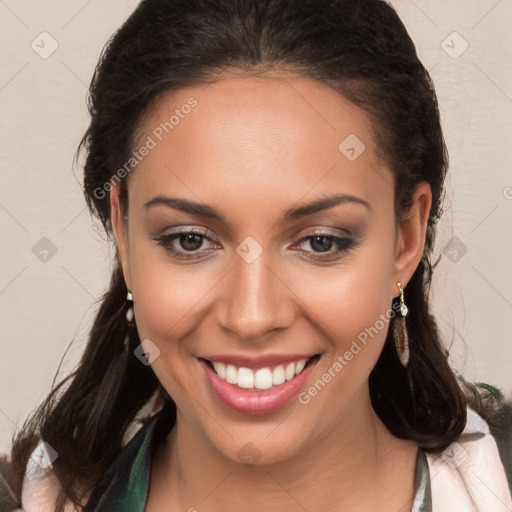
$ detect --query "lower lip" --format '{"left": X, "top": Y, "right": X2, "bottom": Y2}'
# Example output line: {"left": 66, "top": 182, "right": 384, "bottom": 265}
{"left": 200, "top": 357, "right": 319, "bottom": 415}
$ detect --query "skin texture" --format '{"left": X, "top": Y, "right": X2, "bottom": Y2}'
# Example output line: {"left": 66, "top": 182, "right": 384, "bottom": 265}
{"left": 110, "top": 71, "right": 432, "bottom": 511}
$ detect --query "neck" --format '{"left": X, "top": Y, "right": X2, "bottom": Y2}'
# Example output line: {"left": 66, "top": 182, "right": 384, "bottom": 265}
{"left": 151, "top": 387, "right": 417, "bottom": 511}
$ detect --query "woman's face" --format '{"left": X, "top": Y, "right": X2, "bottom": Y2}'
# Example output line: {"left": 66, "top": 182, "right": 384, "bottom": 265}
{"left": 111, "top": 71, "right": 430, "bottom": 464}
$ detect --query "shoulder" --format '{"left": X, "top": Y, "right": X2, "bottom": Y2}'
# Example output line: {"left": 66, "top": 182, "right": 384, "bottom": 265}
{"left": 20, "top": 440, "right": 80, "bottom": 512}
{"left": 19, "top": 397, "right": 169, "bottom": 512}
{"left": 19, "top": 412, "right": 164, "bottom": 512}
{"left": 425, "top": 407, "right": 512, "bottom": 512}
{"left": 19, "top": 423, "right": 147, "bottom": 512}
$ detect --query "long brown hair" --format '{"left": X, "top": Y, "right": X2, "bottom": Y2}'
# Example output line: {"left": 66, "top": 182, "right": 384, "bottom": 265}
{"left": 3, "top": 0, "right": 498, "bottom": 509}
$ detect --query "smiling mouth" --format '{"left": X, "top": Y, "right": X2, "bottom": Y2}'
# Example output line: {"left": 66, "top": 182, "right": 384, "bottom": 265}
{"left": 200, "top": 354, "right": 321, "bottom": 391}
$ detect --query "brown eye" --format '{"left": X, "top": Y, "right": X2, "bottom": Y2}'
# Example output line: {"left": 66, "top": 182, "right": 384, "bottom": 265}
{"left": 177, "top": 232, "right": 205, "bottom": 251}
{"left": 295, "top": 232, "right": 359, "bottom": 259}
{"left": 152, "top": 228, "right": 218, "bottom": 259}
{"left": 308, "top": 235, "right": 336, "bottom": 252}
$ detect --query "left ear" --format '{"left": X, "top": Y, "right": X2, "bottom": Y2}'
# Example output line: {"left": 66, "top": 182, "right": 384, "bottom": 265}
{"left": 391, "top": 181, "right": 432, "bottom": 296}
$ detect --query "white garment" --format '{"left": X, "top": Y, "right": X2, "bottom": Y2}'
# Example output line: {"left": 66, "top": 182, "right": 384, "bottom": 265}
{"left": 426, "top": 407, "right": 512, "bottom": 512}
{"left": 19, "top": 447, "right": 78, "bottom": 512}
{"left": 19, "top": 407, "right": 512, "bottom": 511}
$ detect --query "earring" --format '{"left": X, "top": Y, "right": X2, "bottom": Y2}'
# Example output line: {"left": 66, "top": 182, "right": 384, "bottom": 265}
{"left": 126, "top": 290, "right": 134, "bottom": 324}
{"left": 123, "top": 290, "right": 134, "bottom": 351}
{"left": 393, "top": 281, "right": 410, "bottom": 367}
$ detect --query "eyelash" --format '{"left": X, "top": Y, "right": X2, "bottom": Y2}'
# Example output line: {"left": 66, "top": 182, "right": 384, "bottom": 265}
{"left": 152, "top": 228, "right": 359, "bottom": 261}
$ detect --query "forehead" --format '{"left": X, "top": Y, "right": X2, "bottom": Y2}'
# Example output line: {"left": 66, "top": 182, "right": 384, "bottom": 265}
{"left": 129, "top": 72, "right": 394, "bottom": 219}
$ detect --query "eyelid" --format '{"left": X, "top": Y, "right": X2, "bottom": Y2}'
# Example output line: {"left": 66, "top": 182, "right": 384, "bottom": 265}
{"left": 297, "top": 226, "right": 351, "bottom": 237}
{"left": 293, "top": 232, "right": 358, "bottom": 255}
{"left": 156, "top": 225, "right": 350, "bottom": 245}
{"left": 152, "top": 225, "right": 359, "bottom": 262}
{"left": 151, "top": 227, "right": 219, "bottom": 256}
{"left": 160, "top": 225, "right": 215, "bottom": 239}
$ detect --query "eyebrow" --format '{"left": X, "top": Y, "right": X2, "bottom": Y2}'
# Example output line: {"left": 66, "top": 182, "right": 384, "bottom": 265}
{"left": 144, "top": 192, "right": 371, "bottom": 224}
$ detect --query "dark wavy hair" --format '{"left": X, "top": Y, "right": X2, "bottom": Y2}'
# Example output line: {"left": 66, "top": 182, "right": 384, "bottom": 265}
{"left": 2, "top": 0, "right": 502, "bottom": 510}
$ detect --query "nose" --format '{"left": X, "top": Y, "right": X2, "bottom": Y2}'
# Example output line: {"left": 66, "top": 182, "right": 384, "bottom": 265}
{"left": 215, "top": 248, "right": 295, "bottom": 342}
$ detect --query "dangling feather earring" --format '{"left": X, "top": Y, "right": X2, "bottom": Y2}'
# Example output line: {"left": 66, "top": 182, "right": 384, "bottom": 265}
{"left": 393, "top": 281, "right": 410, "bottom": 367}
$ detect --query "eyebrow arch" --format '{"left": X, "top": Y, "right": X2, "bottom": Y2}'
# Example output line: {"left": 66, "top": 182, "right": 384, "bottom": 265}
{"left": 144, "top": 192, "right": 371, "bottom": 224}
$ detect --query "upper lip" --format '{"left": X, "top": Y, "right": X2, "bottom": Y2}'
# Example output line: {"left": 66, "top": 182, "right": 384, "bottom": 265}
{"left": 200, "top": 353, "right": 318, "bottom": 369}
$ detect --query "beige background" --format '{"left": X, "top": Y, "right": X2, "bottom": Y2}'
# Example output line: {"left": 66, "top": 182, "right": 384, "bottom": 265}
{"left": 0, "top": 0, "right": 511, "bottom": 454}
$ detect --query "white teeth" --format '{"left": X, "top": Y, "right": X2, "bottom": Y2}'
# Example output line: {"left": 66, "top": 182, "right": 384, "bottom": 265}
{"left": 209, "top": 357, "right": 311, "bottom": 390}
{"left": 284, "top": 363, "right": 295, "bottom": 381}
{"left": 225, "top": 364, "right": 238, "bottom": 384}
{"left": 295, "top": 359, "right": 307, "bottom": 375}
{"left": 237, "top": 367, "right": 254, "bottom": 388}
{"left": 212, "top": 361, "right": 226, "bottom": 379}
{"left": 272, "top": 365, "right": 286, "bottom": 385}
{"left": 254, "top": 368, "right": 273, "bottom": 390}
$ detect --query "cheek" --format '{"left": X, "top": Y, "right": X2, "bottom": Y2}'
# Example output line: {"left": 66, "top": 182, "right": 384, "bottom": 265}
{"left": 293, "top": 269, "right": 394, "bottom": 421}
{"left": 298, "top": 250, "right": 393, "bottom": 340}
{"left": 126, "top": 235, "right": 217, "bottom": 344}
{"left": 292, "top": 241, "right": 395, "bottom": 380}
{"left": 127, "top": 253, "right": 217, "bottom": 402}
